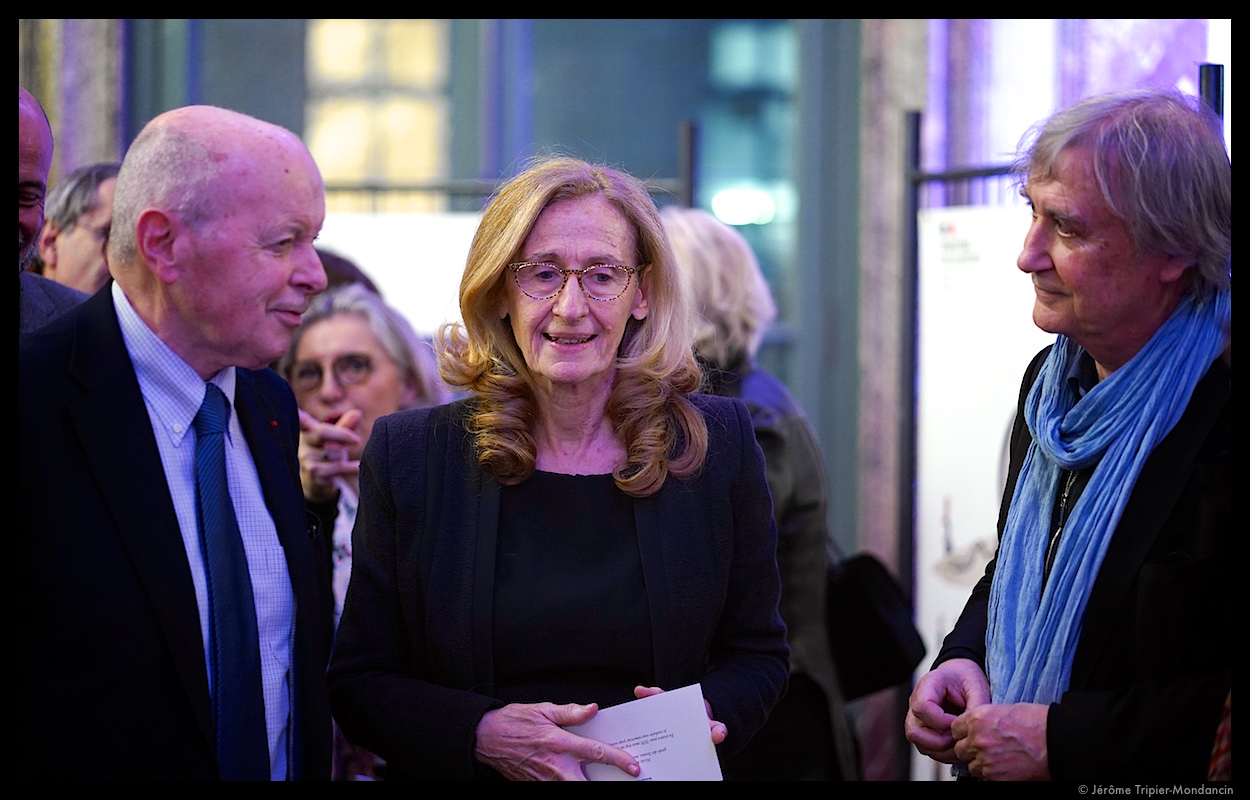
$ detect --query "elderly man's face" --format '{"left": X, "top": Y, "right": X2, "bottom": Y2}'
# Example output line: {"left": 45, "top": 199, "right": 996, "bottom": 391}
{"left": 171, "top": 142, "right": 327, "bottom": 376}
{"left": 1017, "top": 146, "right": 1188, "bottom": 376}
{"left": 19, "top": 97, "right": 53, "bottom": 271}
{"left": 40, "top": 177, "right": 116, "bottom": 294}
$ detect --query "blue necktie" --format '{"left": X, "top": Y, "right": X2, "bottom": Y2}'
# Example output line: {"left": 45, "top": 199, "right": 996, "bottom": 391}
{"left": 194, "top": 383, "right": 269, "bottom": 780}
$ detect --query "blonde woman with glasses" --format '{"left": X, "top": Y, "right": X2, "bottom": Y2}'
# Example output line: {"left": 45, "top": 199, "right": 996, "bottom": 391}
{"left": 328, "top": 157, "right": 788, "bottom": 781}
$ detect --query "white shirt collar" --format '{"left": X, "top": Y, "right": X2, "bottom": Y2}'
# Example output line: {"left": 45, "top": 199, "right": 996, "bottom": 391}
{"left": 112, "top": 281, "right": 237, "bottom": 444}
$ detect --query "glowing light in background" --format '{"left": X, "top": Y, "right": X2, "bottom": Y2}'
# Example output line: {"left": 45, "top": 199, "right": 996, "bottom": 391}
{"left": 710, "top": 187, "right": 777, "bottom": 225}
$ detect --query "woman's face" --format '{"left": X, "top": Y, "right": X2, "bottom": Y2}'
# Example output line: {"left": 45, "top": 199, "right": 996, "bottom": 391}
{"left": 501, "top": 194, "right": 649, "bottom": 396}
{"left": 291, "top": 312, "right": 416, "bottom": 458}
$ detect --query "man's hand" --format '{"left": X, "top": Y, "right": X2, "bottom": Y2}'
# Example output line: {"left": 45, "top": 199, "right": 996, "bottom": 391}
{"left": 905, "top": 658, "right": 992, "bottom": 763}
{"left": 951, "top": 702, "right": 1050, "bottom": 781}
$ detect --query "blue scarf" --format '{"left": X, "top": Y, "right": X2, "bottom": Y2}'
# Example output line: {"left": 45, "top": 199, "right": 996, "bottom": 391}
{"left": 986, "top": 288, "right": 1230, "bottom": 705}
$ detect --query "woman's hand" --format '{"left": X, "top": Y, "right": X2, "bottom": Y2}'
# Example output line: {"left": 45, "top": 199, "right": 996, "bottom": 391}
{"left": 473, "top": 702, "right": 640, "bottom": 781}
{"left": 633, "top": 685, "right": 728, "bottom": 745}
{"left": 297, "top": 408, "right": 363, "bottom": 502}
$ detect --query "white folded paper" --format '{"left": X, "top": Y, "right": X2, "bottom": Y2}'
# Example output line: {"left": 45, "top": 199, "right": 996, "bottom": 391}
{"left": 564, "top": 683, "right": 723, "bottom": 781}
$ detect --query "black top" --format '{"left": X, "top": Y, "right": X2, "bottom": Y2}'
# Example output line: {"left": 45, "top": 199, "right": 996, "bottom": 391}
{"left": 326, "top": 396, "right": 789, "bottom": 780}
{"left": 493, "top": 470, "right": 654, "bottom": 709}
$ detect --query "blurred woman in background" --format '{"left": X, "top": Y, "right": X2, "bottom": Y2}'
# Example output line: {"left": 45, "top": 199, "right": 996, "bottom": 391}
{"left": 663, "top": 205, "right": 860, "bottom": 781}
{"left": 280, "top": 282, "right": 449, "bottom": 628}
{"left": 282, "top": 282, "right": 450, "bottom": 780}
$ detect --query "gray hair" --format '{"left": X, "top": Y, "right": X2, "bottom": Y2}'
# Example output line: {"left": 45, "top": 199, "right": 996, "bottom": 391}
{"left": 279, "top": 282, "right": 449, "bottom": 408}
{"left": 108, "top": 125, "right": 224, "bottom": 269}
{"left": 661, "top": 206, "right": 776, "bottom": 368}
{"left": 45, "top": 162, "right": 121, "bottom": 231}
{"left": 1014, "top": 88, "right": 1231, "bottom": 298}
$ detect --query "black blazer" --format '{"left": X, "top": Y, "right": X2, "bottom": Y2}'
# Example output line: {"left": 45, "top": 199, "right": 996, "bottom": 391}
{"left": 18, "top": 269, "right": 86, "bottom": 335}
{"left": 937, "top": 347, "right": 1231, "bottom": 782}
{"left": 328, "top": 396, "right": 790, "bottom": 780}
{"left": 19, "top": 287, "right": 334, "bottom": 780}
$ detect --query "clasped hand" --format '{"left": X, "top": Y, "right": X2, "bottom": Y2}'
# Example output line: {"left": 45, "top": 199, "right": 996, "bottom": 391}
{"left": 297, "top": 409, "right": 363, "bottom": 501}
{"left": 905, "top": 658, "right": 1049, "bottom": 780}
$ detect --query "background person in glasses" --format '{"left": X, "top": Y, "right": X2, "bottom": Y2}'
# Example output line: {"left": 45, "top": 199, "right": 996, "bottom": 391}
{"left": 280, "top": 282, "right": 448, "bottom": 780}
{"left": 327, "top": 156, "right": 788, "bottom": 781}
{"left": 279, "top": 282, "right": 449, "bottom": 629}
{"left": 34, "top": 161, "right": 121, "bottom": 295}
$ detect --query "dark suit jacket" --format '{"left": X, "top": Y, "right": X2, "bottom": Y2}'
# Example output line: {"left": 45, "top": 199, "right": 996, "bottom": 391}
{"left": 18, "top": 269, "right": 86, "bottom": 335}
{"left": 19, "top": 288, "right": 334, "bottom": 780}
{"left": 327, "top": 395, "right": 790, "bottom": 780}
{"left": 937, "top": 347, "right": 1231, "bottom": 782}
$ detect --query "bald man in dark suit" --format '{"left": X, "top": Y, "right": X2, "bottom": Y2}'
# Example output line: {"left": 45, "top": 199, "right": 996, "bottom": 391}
{"left": 20, "top": 105, "right": 334, "bottom": 780}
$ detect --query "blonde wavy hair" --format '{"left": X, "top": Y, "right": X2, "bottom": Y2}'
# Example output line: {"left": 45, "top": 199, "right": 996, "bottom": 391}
{"left": 437, "top": 156, "right": 707, "bottom": 497}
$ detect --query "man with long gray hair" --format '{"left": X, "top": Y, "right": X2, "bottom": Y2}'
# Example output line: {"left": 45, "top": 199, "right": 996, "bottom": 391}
{"left": 906, "top": 89, "right": 1231, "bottom": 782}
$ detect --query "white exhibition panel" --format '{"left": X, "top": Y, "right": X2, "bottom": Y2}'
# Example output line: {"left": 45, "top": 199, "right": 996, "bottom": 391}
{"left": 317, "top": 211, "right": 483, "bottom": 336}
{"left": 911, "top": 205, "right": 1054, "bottom": 781}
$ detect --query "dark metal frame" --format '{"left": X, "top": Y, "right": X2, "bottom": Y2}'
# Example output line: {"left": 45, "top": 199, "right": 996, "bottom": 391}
{"left": 322, "top": 121, "right": 697, "bottom": 213}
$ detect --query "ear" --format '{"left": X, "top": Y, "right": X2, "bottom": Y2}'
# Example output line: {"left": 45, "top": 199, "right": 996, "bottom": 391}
{"left": 630, "top": 274, "right": 650, "bottom": 321}
{"left": 134, "top": 208, "right": 181, "bottom": 285}
{"left": 37, "top": 220, "right": 61, "bottom": 267}
{"left": 399, "top": 376, "right": 420, "bottom": 408}
{"left": 1157, "top": 253, "right": 1192, "bottom": 286}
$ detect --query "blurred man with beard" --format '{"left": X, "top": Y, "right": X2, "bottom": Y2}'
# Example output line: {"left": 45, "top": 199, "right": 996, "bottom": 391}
{"left": 19, "top": 85, "right": 86, "bottom": 334}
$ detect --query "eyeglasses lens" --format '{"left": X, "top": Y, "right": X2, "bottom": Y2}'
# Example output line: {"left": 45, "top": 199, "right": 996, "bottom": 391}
{"left": 291, "top": 354, "right": 372, "bottom": 392}
{"left": 334, "top": 354, "right": 372, "bottom": 386}
{"left": 515, "top": 264, "right": 630, "bottom": 301}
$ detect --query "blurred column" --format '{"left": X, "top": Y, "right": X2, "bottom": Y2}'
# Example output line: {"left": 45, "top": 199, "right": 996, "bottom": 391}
{"left": 18, "top": 19, "right": 125, "bottom": 180}
{"left": 856, "top": 17, "right": 929, "bottom": 782}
